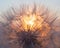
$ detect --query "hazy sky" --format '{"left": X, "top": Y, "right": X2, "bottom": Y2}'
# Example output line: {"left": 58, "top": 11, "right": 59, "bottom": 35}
{"left": 0, "top": 0, "right": 60, "bottom": 12}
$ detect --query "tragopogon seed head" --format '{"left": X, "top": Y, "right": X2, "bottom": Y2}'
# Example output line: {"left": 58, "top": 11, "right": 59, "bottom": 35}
{"left": 0, "top": 4, "right": 60, "bottom": 48}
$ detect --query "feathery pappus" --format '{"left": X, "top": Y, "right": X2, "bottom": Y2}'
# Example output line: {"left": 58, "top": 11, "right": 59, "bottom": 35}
{"left": 0, "top": 4, "right": 60, "bottom": 48}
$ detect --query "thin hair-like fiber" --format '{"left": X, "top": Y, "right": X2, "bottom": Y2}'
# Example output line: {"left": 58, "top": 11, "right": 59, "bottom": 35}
{"left": 0, "top": 4, "right": 60, "bottom": 48}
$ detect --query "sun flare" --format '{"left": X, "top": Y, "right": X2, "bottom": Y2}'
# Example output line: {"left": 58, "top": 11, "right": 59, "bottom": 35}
{"left": 20, "top": 14, "right": 44, "bottom": 31}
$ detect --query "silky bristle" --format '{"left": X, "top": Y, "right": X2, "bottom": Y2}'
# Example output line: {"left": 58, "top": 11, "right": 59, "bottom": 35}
{"left": 0, "top": 4, "right": 60, "bottom": 48}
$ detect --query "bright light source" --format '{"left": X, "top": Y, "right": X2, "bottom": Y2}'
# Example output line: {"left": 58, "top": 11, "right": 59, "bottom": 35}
{"left": 20, "top": 14, "right": 44, "bottom": 31}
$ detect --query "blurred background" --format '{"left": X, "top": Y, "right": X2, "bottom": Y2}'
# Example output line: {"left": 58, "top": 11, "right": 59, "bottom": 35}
{"left": 0, "top": 0, "right": 60, "bottom": 18}
{"left": 0, "top": 0, "right": 60, "bottom": 12}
